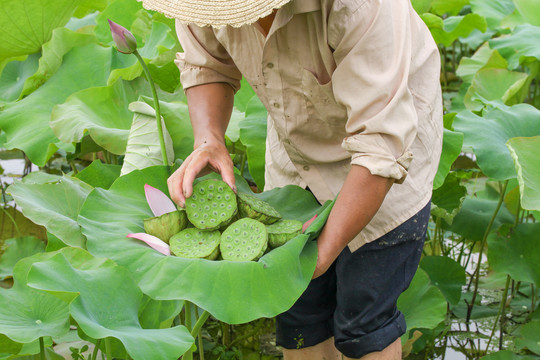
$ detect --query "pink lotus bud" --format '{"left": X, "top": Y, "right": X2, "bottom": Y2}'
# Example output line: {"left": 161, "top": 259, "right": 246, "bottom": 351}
{"left": 107, "top": 19, "right": 137, "bottom": 54}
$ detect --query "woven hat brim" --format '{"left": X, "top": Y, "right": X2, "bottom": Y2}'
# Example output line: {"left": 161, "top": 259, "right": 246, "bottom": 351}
{"left": 140, "top": 0, "right": 292, "bottom": 28}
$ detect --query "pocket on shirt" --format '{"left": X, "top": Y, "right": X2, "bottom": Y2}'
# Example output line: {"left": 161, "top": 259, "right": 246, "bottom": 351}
{"left": 301, "top": 69, "right": 348, "bottom": 128}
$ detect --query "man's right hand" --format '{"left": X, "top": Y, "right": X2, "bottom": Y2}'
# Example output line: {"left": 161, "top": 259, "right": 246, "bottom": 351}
{"left": 166, "top": 82, "right": 236, "bottom": 208}
{"left": 167, "top": 139, "right": 236, "bottom": 208}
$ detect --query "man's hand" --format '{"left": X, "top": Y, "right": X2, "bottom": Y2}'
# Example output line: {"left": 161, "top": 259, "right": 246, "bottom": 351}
{"left": 167, "top": 139, "right": 236, "bottom": 208}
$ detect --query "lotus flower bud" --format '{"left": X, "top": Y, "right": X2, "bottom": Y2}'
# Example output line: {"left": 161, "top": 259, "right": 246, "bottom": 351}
{"left": 107, "top": 19, "right": 137, "bottom": 54}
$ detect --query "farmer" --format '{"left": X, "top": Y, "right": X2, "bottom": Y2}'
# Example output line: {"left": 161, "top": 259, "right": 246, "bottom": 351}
{"left": 144, "top": 0, "right": 443, "bottom": 358}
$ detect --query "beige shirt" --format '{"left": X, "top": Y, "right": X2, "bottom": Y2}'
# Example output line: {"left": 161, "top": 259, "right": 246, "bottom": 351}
{"left": 175, "top": 0, "right": 443, "bottom": 251}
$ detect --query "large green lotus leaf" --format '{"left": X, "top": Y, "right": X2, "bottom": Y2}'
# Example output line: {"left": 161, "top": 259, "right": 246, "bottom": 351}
{"left": 433, "top": 128, "right": 463, "bottom": 190}
{"left": 489, "top": 25, "right": 540, "bottom": 70}
{"left": 446, "top": 197, "right": 514, "bottom": 241}
{"left": 430, "top": 0, "right": 468, "bottom": 16}
{"left": 138, "top": 95, "right": 194, "bottom": 161}
{"left": 470, "top": 0, "right": 515, "bottom": 29}
{"left": 74, "top": 0, "right": 109, "bottom": 19}
{"left": 507, "top": 136, "right": 540, "bottom": 211}
{"left": 138, "top": 296, "right": 183, "bottom": 329}
{"left": 453, "top": 104, "right": 540, "bottom": 181}
{"left": 8, "top": 176, "right": 93, "bottom": 248}
{"left": 0, "top": 0, "right": 79, "bottom": 59}
{"left": 0, "top": 252, "right": 70, "bottom": 344}
{"left": 20, "top": 28, "right": 96, "bottom": 98}
{"left": 464, "top": 68, "right": 528, "bottom": 111}
{"left": 50, "top": 78, "right": 150, "bottom": 155}
{"left": 120, "top": 101, "right": 174, "bottom": 175}
{"left": 488, "top": 223, "right": 540, "bottom": 287}
{"left": 457, "top": 45, "right": 509, "bottom": 84}
{"left": 0, "top": 334, "right": 22, "bottom": 356}
{"left": 0, "top": 237, "right": 45, "bottom": 281}
{"left": 0, "top": 44, "right": 112, "bottom": 166}
{"left": 513, "top": 0, "right": 540, "bottom": 26}
{"left": 410, "top": 0, "right": 433, "bottom": 14}
{"left": 74, "top": 160, "right": 121, "bottom": 190}
{"left": 419, "top": 256, "right": 466, "bottom": 307}
{"left": 515, "top": 320, "right": 540, "bottom": 355}
{"left": 26, "top": 247, "right": 193, "bottom": 360}
{"left": 421, "top": 13, "right": 487, "bottom": 47}
{"left": 78, "top": 166, "right": 326, "bottom": 324}
{"left": 397, "top": 268, "right": 447, "bottom": 332}
{"left": 0, "top": 54, "right": 39, "bottom": 103}
{"left": 431, "top": 173, "right": 467, "bottom": 225}
{"left": 240, "top": 96, "right": 268, "bottom": 191}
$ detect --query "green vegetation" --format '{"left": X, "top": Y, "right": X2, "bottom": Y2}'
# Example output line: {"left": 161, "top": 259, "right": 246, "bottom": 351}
{"left": 0, "top": 0, "right": 539, "bottom": 359}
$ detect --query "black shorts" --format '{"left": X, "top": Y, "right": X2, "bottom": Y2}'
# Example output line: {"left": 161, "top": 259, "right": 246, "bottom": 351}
{"left": 275, "top": 201, "right": 430, "bottom": 358}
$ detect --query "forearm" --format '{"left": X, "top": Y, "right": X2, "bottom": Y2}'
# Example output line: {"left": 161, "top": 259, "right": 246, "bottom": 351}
{"left": 186, "top": 82, "right": 235, "bottom": 148}
{"left": 168, "top": 82, "right": 236, "bottom": 206}
{"left": 314, "top": 165, "right": 394, "bottom": 276}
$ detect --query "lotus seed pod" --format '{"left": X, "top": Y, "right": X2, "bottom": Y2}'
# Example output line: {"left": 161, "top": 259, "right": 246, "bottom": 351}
{"left": 185, "top": 179, "right": 237, "bottom": 230}
{"left": 143, "top": 210, "right": 188, "bottom": 244}
{"left": 220, "top": 218, "right": 268, "bottom": 261}
{"left": 237, "top": 192, "right": 281, "bottom": 225}
{"left": 169, "top": 228, "right": 221, "bottom": 260}
{"left": 266, "top": 219, "right": 303, "bottom": 248}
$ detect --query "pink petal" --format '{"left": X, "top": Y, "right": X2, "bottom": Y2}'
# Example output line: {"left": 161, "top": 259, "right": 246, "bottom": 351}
{"left": 127, "top": 233, "right": 170, "bottom": 256}
{"left": 302, "top": 214, "right": 318, "bottom": 233}
{"left": 144, "top": 184, "right": 177, "bottom": 217}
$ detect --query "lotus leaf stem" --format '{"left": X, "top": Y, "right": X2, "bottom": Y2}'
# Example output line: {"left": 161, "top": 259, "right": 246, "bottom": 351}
{"left": 39, "top": 337, "right": 45, "bottom": 360}
{"left": 105, "top": 337, "right": 112, "bottom": 360}
{"left": 92, "top": 339, "right": 102, "bottom": 360}
{"left": 134, "top": 50, "right": 168, "bottom": 167}
{"left": 485, "top": 274, "right": 511, "bottom": 351}
{"left": 185, "top": 301, "right": 192, "bottom": 331}
{"left": 466, "top": 180, "right": 508, "bottom": 322}
{"left": 190, "top": 310, "right": 210, "bottom": 338}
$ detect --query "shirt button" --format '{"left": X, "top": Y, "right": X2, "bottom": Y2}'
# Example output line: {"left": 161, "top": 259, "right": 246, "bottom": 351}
{"left": 273, "top": 102, "right": 280, "bottom": 108}
{"left": 267, "top": 62, "right": 274, "bottom": 69}
{"left": 303, "top": 165, "right": 310, "bottom": 171}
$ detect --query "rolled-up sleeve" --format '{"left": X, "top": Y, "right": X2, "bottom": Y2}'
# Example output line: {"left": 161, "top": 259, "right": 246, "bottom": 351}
{"left": 330, "top": 0, "right": 418, "bottom": 183}
{"left": 175, "top": 20, "right": 242, "bottom": 92}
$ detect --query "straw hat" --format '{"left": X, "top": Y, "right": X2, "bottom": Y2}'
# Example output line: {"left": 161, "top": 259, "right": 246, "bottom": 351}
{"left": 139, "top": 0, "right": 292, "bottom": 28}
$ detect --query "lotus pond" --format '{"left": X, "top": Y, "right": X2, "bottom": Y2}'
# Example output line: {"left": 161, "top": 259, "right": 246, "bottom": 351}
{"left": 0, "top": 0, "right": 539, "bottom": 359}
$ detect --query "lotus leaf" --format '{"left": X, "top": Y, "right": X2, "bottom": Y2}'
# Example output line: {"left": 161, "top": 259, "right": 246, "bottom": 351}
{"left": 78, "top": 166, "right": 329, "bottom": 324}
{"left": 26, "top": 247, "right": 194, "bottom": 360}
{"left": 507, "top": 135, "right": 540, "bottom": 211}
{"left": 8, "top": 176, "right": 93, "bottom": 248}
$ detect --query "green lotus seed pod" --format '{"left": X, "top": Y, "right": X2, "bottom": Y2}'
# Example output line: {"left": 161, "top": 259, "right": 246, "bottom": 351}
{"left": 266, "top": 219, "right": 303, "bottom": 248}
{"left": 237, "top": 192, "right": 281, "bottom": 225}
{"left": 220, "top": 218, "right": 268, "bottom": 261}
{"left": 185, "top": 179, "right": 237, "bottom": 230}
{"left": 143, "top": 210, "right": 187, "bottom": 244}
{"left": 169, "top": 228, "right": 221, "bottom": 260}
